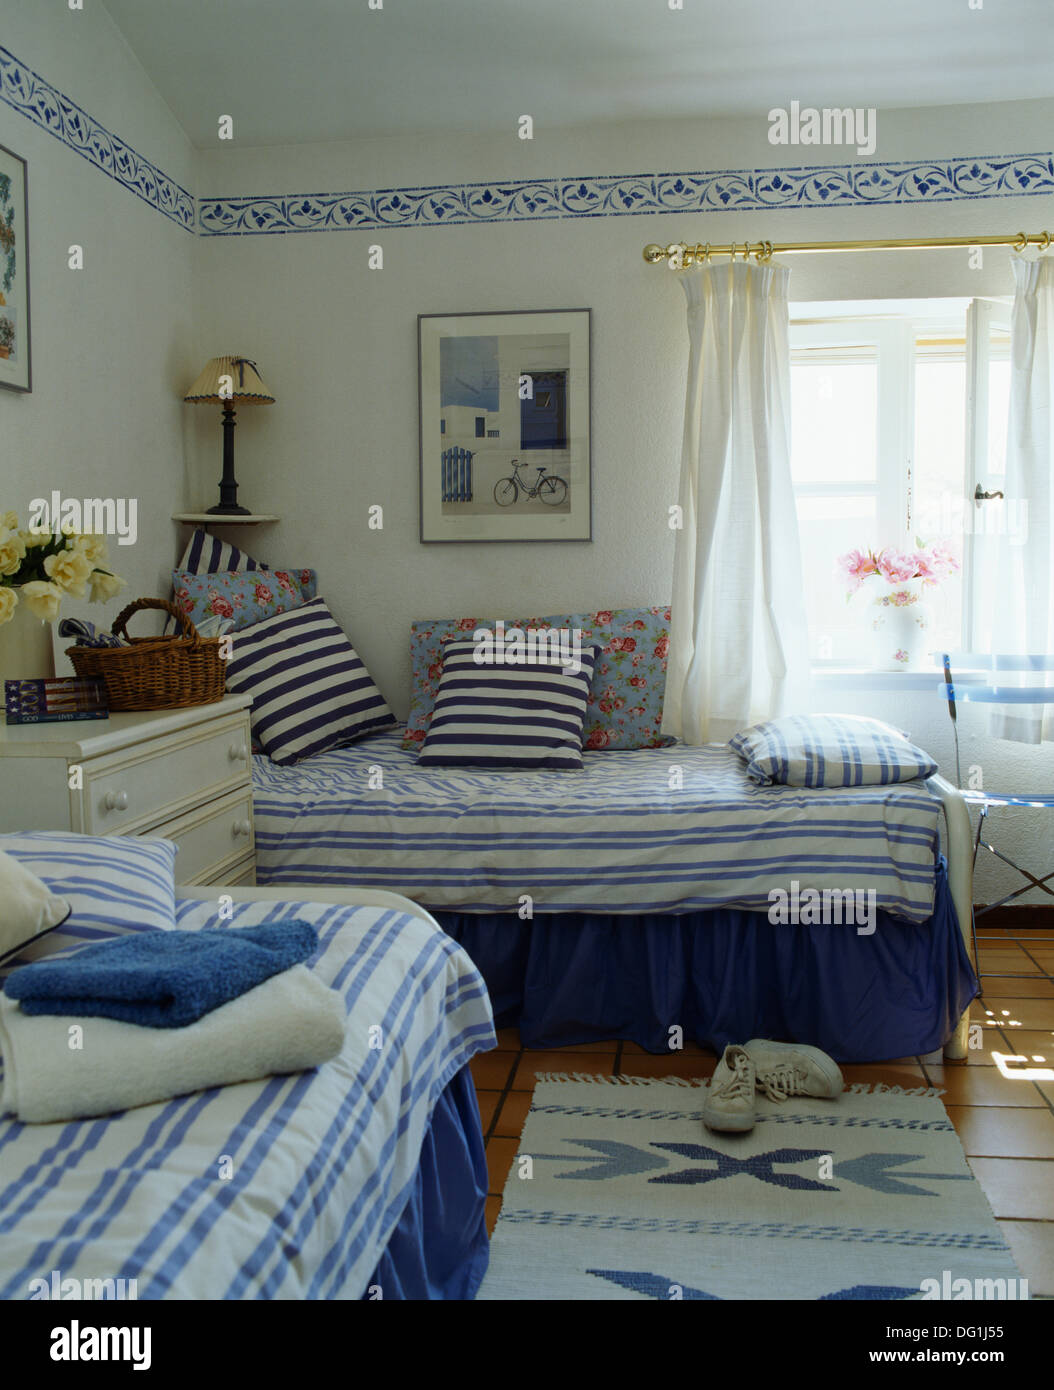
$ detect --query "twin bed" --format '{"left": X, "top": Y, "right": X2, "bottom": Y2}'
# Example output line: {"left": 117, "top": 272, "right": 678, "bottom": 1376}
{"left": 251, "top": 728, "right": 979, "bottom": 1064}
{"left": 0, "top": 860, "right": 495, "bottom": 1301}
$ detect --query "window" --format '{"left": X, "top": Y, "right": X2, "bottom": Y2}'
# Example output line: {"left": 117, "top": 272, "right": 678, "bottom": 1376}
{"left": 789, "top": 299, "right": 1011, "bottom": 665}
{"left": 475, "top": 416, "right": 485, "bottom": 438}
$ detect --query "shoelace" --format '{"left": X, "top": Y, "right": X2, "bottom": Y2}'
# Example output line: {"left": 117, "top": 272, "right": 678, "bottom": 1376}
{"left": 758, "top": 1062, "right": 809, "bottom": 1102}
{"left": 714, "top": 1050, "right": 755, "bottom": 1102}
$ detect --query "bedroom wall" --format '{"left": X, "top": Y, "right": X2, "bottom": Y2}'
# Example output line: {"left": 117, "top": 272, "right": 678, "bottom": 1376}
{"left": 0, "top": 1, "right": 196, "bottom": 643}
{"left": 191, "top": 97, "right": 1054, "bottom": 903}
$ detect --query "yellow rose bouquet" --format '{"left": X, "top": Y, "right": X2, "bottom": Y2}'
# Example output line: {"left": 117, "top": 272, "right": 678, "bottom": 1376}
{"left": 0, "top": 510, "right": 126, "bottom": 626}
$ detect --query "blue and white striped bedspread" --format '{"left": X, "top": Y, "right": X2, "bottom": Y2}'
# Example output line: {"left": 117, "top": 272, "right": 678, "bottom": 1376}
{"left": 252, "top": 730, "right": 942, "bottom": 924}
{"left": 0, "top": 896, "right": 495, "bottom": 1300}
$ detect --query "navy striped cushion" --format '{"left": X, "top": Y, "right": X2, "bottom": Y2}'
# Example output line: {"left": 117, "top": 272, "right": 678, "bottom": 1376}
{"left": 177, "top": 528, "right": 266, "bottom": 575}
{"left": 224, "top": 598, "right": 396, "bottom": 765}
{"left": 728, "top": 714, "right": 938, "bottom": 788}
{"left": 417, "top": 639, "right": 598, "bottom": 770}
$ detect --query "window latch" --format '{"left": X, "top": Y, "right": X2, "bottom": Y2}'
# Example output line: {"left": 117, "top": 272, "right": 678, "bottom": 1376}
{"left": 974, "top": 484, "right": 1005, "bottom": 504}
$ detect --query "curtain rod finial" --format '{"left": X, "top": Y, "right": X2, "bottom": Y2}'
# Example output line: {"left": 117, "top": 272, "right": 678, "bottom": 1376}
{"left": 642, "top": 244, "right": 667, "bottom": 264}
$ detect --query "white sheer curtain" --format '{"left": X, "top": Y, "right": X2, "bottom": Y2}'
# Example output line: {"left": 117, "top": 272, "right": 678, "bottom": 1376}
{"left": 662, "top": 259, "right": 810, "bottom": 746}
{"left": 990, "top": 255, "right": 1054, "bottom": 744}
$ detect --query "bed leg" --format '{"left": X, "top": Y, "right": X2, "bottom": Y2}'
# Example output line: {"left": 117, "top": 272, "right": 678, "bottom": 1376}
{"left": 944, "top": 1008, "right": 970, "bottom": 1061}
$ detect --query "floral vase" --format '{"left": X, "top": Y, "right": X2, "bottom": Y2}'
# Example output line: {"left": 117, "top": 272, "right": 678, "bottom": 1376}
{"left": 0, "top": 590, "right": 56, "bottom": 688}
{"left": 867, "top": 579, "right": 932, "bottom": 671}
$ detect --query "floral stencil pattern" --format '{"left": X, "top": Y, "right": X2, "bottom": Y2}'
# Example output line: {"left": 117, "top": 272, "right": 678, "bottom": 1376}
{"left": 404, "top": 606, "right": 674, "bottom": 752}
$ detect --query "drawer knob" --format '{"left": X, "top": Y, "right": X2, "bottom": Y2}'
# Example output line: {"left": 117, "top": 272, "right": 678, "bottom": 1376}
{"left": 228, "top": 743, "right": 248, "bottom": 762}
{"left": 233, "top": 819, "right": 252, "bottom": 838}
{"left": 104, "top": 790, "right": 129, "bottom": 813}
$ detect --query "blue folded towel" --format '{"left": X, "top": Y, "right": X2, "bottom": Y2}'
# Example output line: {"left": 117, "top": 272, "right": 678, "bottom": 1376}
{"left": 3, "top": 921, "right": 318, "bottom": 1028}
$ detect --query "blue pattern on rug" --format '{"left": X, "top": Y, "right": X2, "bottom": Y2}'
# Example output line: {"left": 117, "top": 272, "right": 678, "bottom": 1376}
{"left": 586, "top": 1269, "right": 921, "bottom": 1300}
{"left": 499, "top": 1210, "right": 1007, "bottom": 1248}
{"left": 650, "top": 1143, "right": 834, "bottom": 1190}
{"left": 534, "top": 1136, "right": 973, "bottom": 1195}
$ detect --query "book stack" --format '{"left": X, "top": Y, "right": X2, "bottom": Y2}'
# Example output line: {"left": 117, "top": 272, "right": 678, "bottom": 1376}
{"left": 5, "top": 678, "right": 109, "bottom": 724}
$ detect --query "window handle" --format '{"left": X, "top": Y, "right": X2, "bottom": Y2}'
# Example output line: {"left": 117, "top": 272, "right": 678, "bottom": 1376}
{"left": 974, "top": 484, "right": 1005, "bottom": 503}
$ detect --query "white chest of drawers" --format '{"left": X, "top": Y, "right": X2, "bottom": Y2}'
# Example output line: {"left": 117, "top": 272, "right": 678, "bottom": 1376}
{"left": 0, "top": 694, "right": 256, "bottom": 887}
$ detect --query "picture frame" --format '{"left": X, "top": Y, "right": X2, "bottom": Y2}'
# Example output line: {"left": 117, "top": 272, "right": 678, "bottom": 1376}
{"left": 0, "top": 143, "right": 31, "bottom": 395}
{"left": 419, "top": 308, "right": 591, "bottom": 543}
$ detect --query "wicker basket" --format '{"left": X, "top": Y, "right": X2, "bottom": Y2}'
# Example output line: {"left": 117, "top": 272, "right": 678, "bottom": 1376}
{"left": 66, "top": 598, "right": 226, "bottom": 711}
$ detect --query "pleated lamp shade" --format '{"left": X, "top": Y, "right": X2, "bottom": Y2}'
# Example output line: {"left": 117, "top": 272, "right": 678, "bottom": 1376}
{"left": 183, "top": 356, "right": 275, "bottom": 404}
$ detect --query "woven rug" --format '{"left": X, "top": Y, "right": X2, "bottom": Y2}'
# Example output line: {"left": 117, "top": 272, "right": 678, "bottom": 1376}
{"left": 477, "top": 1075, "right": 1025, "bottom": 1301}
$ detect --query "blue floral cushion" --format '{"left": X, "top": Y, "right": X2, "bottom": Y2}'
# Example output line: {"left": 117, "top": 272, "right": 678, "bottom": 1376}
{"left": 404, "top": 607, "right": 674, "bottom": 752}
{"left": 171, "top": 568, "right": 318, "bottom": 634}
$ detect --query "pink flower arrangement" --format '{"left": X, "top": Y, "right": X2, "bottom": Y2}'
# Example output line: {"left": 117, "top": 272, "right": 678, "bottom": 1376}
{"left": 836, "top": 542, "right": 960, "bottom": 597}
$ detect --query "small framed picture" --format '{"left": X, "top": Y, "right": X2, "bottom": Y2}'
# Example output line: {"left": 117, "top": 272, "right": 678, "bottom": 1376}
{"left": 0, "top": 143, "right": 31, "bottom": 394}
{"left": 419, "top": 308, "right": 591, "bottom": 542}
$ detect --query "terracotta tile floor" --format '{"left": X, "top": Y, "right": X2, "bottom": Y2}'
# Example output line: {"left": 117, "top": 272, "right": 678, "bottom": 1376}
{"left": 471, "top": 932, "right": 1054, "bottom": 1297}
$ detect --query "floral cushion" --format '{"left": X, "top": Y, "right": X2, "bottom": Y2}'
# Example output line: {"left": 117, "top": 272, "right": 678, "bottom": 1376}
{"left": 171, "top": 568, "right": 318, "bottom": 633}
{"left": 403, "top": 607, "right": 673, "bottom": 752}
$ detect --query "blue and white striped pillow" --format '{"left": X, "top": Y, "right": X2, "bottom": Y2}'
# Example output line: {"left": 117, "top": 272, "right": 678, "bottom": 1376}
{"left": 728, "top": 714, "right": 938, "bottom": 788}
{"left": 224, "top": 597, "right": 396, "bottom": 765}
{"left": 177, "top": 528, "right": 266, "bottom": 576}
{"left": 0, "top": 833, "right": 178, "bottom": 969}
{"left": 416, "top": 639, "right": 598, "bottom": 770}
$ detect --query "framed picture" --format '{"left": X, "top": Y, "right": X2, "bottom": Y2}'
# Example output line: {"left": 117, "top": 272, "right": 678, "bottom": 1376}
{"left": 0, "top": 143, "right": 30, "bottom": 394}
{"left": 419, "top": 308, "right": 591, "bottom": 542}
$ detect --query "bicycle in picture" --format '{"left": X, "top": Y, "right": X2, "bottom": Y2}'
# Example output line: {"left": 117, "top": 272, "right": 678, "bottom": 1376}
{"left": 493, "top": 457, "right": 569, "bottom": 507}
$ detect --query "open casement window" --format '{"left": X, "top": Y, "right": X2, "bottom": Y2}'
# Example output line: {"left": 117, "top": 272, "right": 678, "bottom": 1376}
{"left": 789, "top": 299, "right": 1012, "bottom": 666}
{"left": 963, "top": 299, "right": 1012, "bottom": 652}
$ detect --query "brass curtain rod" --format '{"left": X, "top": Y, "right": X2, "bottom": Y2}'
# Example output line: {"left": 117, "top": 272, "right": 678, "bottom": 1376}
{"left": 642, "top": 231, "right": 1053, "bottom": 266}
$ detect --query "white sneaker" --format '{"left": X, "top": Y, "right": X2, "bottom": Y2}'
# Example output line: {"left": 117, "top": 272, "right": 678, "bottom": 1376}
{"left": 742, "top": 1039, "right": 843, "bottom": 1102}
{"left": 701, "top": 1045, "right": 757, "bottom": 1132}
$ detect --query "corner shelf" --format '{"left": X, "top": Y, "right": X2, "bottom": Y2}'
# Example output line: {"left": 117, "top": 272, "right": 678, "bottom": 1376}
{"left": 173, "top": 513, "right": 279, "bottom": 525}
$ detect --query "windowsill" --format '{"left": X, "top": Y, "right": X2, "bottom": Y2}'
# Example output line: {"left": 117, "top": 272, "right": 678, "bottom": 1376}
{"left": 812, "top": 667, "right": 987, "bottom": 691}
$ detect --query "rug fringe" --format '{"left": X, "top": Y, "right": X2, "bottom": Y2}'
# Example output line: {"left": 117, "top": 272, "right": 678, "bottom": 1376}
{"left": 844, "top": 1082, "right": 946, "bottom": 1097}
{"left": 531, "top": 1073, "right": 945, "bottom": 1097}
{"left": 533, "top": 1072, "right": 706, "bottom": 1086}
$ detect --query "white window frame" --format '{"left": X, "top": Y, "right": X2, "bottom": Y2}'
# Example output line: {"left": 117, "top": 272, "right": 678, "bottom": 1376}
{"left": 789, "top": 301, "right": 1010, "bottom": 665}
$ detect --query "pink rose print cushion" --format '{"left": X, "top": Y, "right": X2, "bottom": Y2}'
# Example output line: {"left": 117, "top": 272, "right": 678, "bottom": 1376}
{"left": 404, "top": 606, "right": 674, "bottom": 752}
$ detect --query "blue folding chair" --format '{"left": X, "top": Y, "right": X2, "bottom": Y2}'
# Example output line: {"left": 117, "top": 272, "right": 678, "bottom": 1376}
{"left": 938, "top": 652, "right": 1054, "bottom": 987}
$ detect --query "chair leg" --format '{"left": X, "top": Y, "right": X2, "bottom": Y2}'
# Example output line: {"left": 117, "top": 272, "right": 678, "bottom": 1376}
{"left": 970, "top": 808, "right": 986, "bottom": 996}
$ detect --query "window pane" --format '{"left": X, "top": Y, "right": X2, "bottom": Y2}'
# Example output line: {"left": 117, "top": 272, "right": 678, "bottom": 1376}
{"left": 913, "top": 357, "right": 965, "bottom": 652}
{"left": 790, "top": 361, "right": 877, "bottom": 483}
{"left": 795, "top": 494, "right": 878, "bottom": 662}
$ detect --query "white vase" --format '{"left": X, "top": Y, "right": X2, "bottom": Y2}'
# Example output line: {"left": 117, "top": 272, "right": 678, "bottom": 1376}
{"left": 867, "top": 579, "right": 933, "bottom": 671}
{"left": 0, "top": 590, "right": 57, "bottom": 688}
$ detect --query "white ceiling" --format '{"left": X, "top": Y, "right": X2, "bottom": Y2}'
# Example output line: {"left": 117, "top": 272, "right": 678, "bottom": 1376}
{"left": 102, "top": 0, "right": 1054, "bottom": 150}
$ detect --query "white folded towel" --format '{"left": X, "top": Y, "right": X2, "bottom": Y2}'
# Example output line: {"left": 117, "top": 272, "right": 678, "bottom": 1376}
{"left": 0, "top": 964, "right": 346, "bottom": 1124}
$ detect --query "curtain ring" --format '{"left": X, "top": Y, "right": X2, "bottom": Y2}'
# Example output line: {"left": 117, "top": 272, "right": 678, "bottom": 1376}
{"left": 1013, "top": 231, "right": 1028, "bottom": 253}
{"left": 1040, "top": 230, "right": 1052, "bottom": 252}
{"left": 703, "top": 242, "right": 711, "bottom": 263}
{"left": 728, "top": 242, "right": 736, "bottom": 260}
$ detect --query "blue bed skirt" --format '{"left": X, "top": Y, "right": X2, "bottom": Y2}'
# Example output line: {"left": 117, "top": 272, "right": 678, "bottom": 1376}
{"left": 432, "top": 860, "right": 978, "bottom": 1063}
{"left": 363, "top": 1063, "right": 490, "bottom": 1300}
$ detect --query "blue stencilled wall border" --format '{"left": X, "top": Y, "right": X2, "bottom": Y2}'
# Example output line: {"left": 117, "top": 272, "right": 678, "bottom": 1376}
{"left": 0, "top": 44, "right": 194, "bottom": 232}
{"left": 198, "top": 154, "right": 1054, "bottom": 237}
{"left": 2, "top": 43, "right": 1052, "bottom": 239}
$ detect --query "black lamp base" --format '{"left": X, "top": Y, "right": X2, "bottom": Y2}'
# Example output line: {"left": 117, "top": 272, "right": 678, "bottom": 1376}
{"left": 210, "top": 401, "right": 252, "bottom": 515}
{"left": 206, "top": 502, "right": 252, "bottom": 516}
